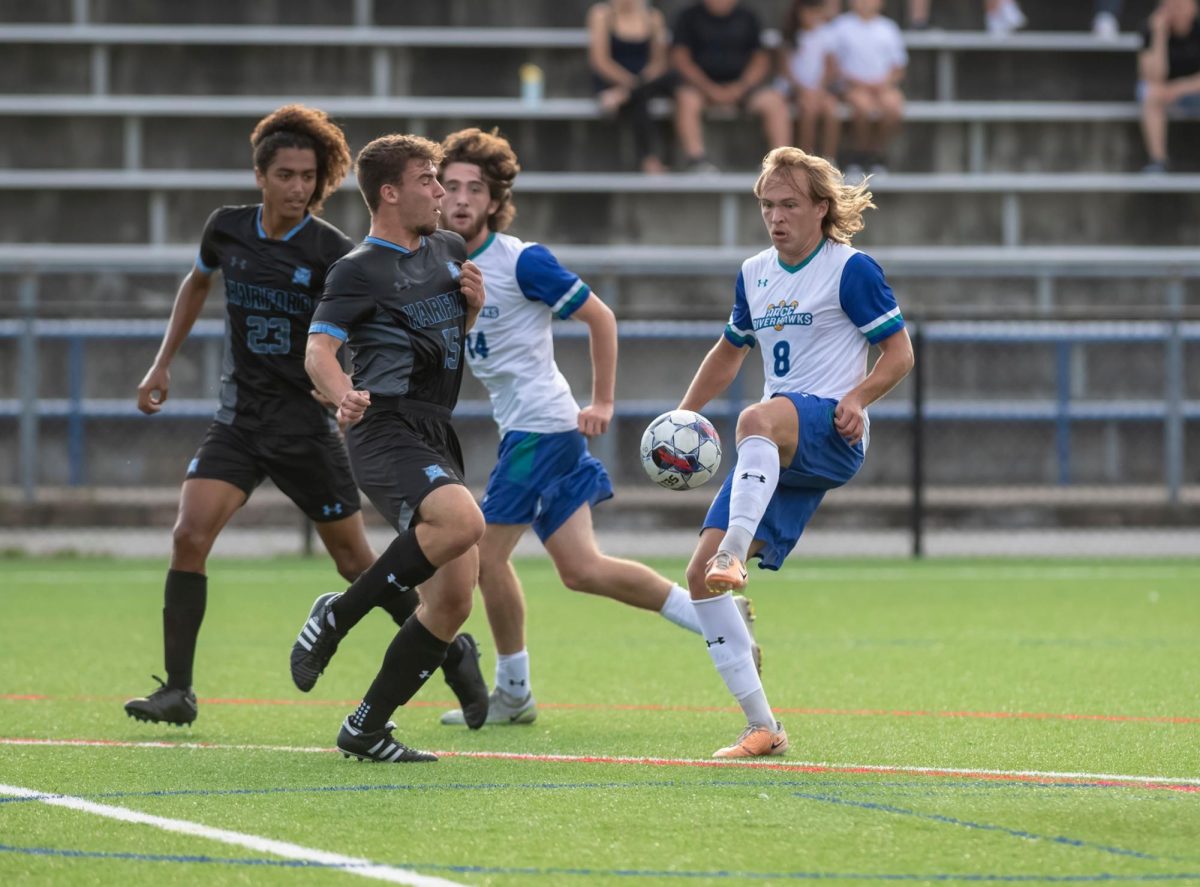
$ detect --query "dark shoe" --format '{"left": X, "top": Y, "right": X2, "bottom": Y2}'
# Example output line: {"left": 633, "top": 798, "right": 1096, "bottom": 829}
{"left": 290, "top": 592, "right": 342, "bottom": 692}
{"left": 124, "top": 675, "right": 197, "bottom": 726}
{"left": 442, "top": 633, "right": 489, "bottom": 730}
{"left": 336, "top": 718, "right": 437, "bottom": 763}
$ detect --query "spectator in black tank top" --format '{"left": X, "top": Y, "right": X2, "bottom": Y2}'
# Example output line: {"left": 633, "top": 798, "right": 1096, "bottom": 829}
{"left": 587, "top": 0, "right": 676, "bottom": 173}
{"left": 1139, "top": 0, "right": 1200, "bottom": 172}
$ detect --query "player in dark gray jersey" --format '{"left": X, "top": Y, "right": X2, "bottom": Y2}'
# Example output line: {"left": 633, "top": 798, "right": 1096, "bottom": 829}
{"left": 124, "top": 105, "right": 377, "bottom": 728}
{"left": 290, "top": 134, "right": 488, "bottom": 762}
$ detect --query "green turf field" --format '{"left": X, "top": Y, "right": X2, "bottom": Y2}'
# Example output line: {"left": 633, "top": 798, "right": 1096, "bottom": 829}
{"left": 1, "top": 556, "right": 1198, "bottom": 885}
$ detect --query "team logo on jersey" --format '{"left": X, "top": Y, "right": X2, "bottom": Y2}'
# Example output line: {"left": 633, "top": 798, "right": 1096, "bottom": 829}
{"left": 292, "top": 266, "right": 312, "bottom": 287}
{"left": 446, "top": 261, "right": 462, "bottom": 281}
{"left": 754, "top": 300, "right": 813, "bottom": 331}
{"left": 423, "top": 464, "right": 449, "bottom": 482}
{"left": 480, "top": 306, "right": 500, "bottom": 318}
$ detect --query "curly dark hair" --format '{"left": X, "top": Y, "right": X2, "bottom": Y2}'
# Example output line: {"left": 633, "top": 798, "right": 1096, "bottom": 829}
{"left": 249, "top": 104, "right": 352, "bottom": 215}
{"left": 439, "top": 127, "right": 521, "bottom": 232}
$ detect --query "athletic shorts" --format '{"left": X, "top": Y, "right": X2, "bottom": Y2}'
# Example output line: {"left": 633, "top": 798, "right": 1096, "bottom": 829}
{"left": 481, "top": 429, "right": 613, "bottom": 543}
{"left": 185, "top": 420, "right": 361, "bottom": 523}
{"left": 345, "top": 402, "right": 465, "bottom": 532}
{"left": 702, "top": 392, "right": 865, "bottom": 570}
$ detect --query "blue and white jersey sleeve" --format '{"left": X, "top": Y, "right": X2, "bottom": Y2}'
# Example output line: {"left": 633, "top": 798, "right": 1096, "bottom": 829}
{"left": 838, "top": 252, "right": 904, "bottom": 344}
{"left": 195, "top": 209, "right": 222, "bottom": 274}
{"left": 514, "top": 244, "right": 591, "bottom": 319}
{"left": 723, "top": 271, "right": 756, "bottom": 348}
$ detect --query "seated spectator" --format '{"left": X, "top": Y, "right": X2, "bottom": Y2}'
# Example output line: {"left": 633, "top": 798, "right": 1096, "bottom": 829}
{"left": 832, "top": 0, "right": 907, "bottom": 176}
{"left": 779, "top": 0, "right": 841, "bottom": 161}
{"left": 671, "top": 0, "right": 791, "bottom": 172}
{"left": 1139, "top": 0, "right": 1200, "bottom": 172}
{"left": 587, "top": 0, "right": 675, "bottom": 174}
{"left": 907, "top": 0, "right": 1026, "bottom": 36}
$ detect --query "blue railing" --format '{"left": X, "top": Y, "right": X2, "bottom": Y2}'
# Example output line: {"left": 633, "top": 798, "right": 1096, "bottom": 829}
{"left": 2, "top": 318, "right": 1197, "bottom": 492}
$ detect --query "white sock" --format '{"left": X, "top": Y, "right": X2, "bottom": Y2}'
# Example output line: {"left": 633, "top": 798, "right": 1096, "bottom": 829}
{"left": 659, "top": 584, "right": 702, "bottom": 634}
{"left": 495, "top": 650, "right": 530, "bottom": 698}
{"left": 720, "top": 435, "right": 780, "bottom": 562}
{"left": 692, "top": 593, "right": 772, "bottom": 725}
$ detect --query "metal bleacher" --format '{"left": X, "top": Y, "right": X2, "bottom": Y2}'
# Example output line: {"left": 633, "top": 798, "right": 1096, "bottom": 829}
{"left": 2, "top": 6, "right": 1197, "bottom": 503}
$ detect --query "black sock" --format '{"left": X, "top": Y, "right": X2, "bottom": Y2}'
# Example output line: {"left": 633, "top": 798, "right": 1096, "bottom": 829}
{"left": 162, "top": 569, "right": 206, "bottom": 690}
{"left": 331, "top": 529, "right": 435, "bottom": 634}
{"left": 377, "top": 587, "right": 420, "bottom": 629}
{"left": 351, "top": 615, "right": 448, "bottom": 732}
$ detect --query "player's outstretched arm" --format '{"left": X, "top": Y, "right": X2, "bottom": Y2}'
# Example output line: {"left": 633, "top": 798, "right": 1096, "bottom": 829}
{"left": 679, "top": 337, "right": 748, "bottom": 414}
{"left": 572, "top": 295, "right": 617, "bottom": 437}
{"left": 136, "top": 267, "right": 212, "bottom": 414}
{"left": 305, "top": 332, "right": 368, "bottom": 430}
{"left": 834, "top": 327, "right": 914, "bottom": 446}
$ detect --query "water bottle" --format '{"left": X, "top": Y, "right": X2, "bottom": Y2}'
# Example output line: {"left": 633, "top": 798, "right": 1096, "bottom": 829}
{"left": 519, "top": 63, "right": 544, "bottom": 106}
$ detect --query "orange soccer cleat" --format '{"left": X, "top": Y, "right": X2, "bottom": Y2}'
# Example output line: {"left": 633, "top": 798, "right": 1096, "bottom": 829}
{"left": 712, "top": 721, "right": 789, "bottom": 759}
{"left": 705, "top": 551, "right": 748, "bottom": 593}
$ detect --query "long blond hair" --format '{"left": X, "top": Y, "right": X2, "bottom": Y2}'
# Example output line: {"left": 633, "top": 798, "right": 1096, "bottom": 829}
{"left": 753, "top": 147, "right": 875, "bottom": 245}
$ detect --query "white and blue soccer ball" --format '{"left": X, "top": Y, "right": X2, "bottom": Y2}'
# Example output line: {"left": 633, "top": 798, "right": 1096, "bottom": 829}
{"left": 639, "top": 409, "right": 722, "bottom": 491}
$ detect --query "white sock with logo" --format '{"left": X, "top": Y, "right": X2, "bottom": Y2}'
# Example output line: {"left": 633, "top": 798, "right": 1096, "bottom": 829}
{"left": 495, "top": 650, "right": 531, "bottom": 699}
{"left": 720, "top": 435, "right": 780, "bottom": 562}
{"left": 659, "top": 584, "right": 702, "bottom": 634}
{"left": 692, "top": 593, "right": 774, "bottom": 727}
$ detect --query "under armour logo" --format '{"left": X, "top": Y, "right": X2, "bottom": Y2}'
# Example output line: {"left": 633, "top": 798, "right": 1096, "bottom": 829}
{"left": 706, "top": 636, "right": 726, "bottom": 647}
{"left": 740, "top": 472, "right": 767, "bottom": 483}
{"left": 228, "top": 256, "right": 248, "bottom": 270}
{"left": 508, "top": 679, "right": 526, "bottom": 687}
{"left": 393, "top": 278, "right": 412, "bottom": 291}
{"left": 418, "top": 670, "right": 431, "bottom": 679}
{"left": 757, "top": 278, "right": 768, "bottom": 287}
{"left": 321, "top": 503, "right": 344, "bottom": 517}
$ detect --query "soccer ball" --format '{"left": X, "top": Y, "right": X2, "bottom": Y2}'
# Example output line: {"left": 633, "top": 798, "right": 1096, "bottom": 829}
{"left": 640, "top": 409, "right": 722, "bottom": 491}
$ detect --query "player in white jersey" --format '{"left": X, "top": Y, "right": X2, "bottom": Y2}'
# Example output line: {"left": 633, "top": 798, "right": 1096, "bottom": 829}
{"left": 678, "top": 147, "right": 913, "bottom": 758}
{"left": 434, "top": 127, "right": 757, "bottom": 726}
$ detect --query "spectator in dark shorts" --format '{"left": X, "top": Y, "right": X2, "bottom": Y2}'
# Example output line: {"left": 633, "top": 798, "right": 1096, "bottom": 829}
{"left": 123, "top": 105, "right": 375, "bottom": 729}
{"left": 587, "top": 0, "right": 675, "bottom": 173}
{"left": 291, "top": 133, "right": 489, "bottom": 762}
{"left": 1139, "top": 0, "right": 1200, "bottom": 172}
{"left": 671, "top": 0, "right": 791, "bottom": 172}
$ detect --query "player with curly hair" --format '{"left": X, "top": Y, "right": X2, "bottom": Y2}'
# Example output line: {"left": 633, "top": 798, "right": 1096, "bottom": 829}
{"left": 123, "top": 105, "right": 377, "bottom": 727}
{"left": 432, "top": 128, "right": 758, "bottom": 728}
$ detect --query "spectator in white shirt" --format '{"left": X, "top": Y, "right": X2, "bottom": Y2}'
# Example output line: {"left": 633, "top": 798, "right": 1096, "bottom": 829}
{"left": 780, "top": 0, "right": 841, "bottom": 160}
{"left": 831, "top": 0, "right": 907, "bottom": 175}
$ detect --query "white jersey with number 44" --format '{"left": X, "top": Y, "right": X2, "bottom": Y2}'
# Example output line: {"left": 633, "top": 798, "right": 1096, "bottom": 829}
{"left": 465, "top": 231, "right": 592, "bottom": 436}
{"left": 724, "top": 238, "right": 904, "bottom": 404}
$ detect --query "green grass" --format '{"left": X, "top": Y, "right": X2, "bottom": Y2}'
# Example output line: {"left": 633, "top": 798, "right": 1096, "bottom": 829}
{"left": 1, "top": 556, "right": 1199, "bottom": 885}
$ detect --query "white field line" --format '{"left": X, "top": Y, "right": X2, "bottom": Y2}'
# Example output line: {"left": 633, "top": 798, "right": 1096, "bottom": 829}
{"left": 2, "top": 737, "right": 1198, "bottom": 789}
{"left": 0, "top": 781, "right": 467, "bottom": 887}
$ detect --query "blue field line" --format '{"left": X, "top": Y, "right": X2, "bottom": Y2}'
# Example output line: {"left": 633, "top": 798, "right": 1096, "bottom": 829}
{"left": 0, "top": 777, "right": 1138, "bottom": 807}
{"left": 2, "top": 844, "right": 1199, "bottom": 882}
{"left": 792, "top": 793, "right": 1161, "bottom": 862}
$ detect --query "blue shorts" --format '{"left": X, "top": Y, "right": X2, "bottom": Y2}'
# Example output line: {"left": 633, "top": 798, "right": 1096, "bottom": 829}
{"left": 481, "top": 429, "right": 613, "bottom": 542}
{"left": 702, "top": 393, "right": 865, "bottom": 570}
